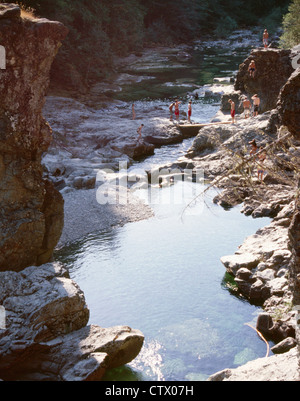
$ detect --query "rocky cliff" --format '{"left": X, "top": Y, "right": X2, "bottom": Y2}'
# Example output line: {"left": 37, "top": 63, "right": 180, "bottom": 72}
{"left": 174, "top": 46, "right": 300, "bottom": 380}
{"left": 234, "top": 48, "right": 294, "bottom": 113}
{"left": 0, "top": 4, "right": 144, "bottom": 381}
{"left": 0, "top": 4, "right": 67, "bottom": 271}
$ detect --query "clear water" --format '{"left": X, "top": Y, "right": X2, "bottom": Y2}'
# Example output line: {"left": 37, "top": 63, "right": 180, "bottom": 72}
{"left": 55, "top": 184, "right": 270, "bottom": 381}
{"left": 54, "top": 34, "right": 271, "bottom": 381}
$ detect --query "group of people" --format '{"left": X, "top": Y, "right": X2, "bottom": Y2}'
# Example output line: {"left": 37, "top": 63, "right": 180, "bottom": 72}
{"left": 227, "top": 93, "right": 260, "bottom": 123}
{"left": 134, "top": 28, "right": 269, "bottom": 144}
{"left": 168, "top": 99, "right": 193, "bottom": 122}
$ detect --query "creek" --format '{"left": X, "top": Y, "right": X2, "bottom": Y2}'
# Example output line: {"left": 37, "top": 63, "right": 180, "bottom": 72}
{"left": 54, "top": 31, "right": 272, "bottom": 381}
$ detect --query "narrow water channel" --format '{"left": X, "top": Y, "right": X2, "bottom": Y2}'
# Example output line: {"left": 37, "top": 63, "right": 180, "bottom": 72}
{"left": 54, "top": 33, "right": 271, "bottom": 381}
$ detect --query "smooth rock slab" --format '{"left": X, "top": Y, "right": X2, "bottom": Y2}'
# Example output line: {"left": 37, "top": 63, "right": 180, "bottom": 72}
{"left": 208, "top": 347, "right": 299, "bottom": 381}
{"left": 0, "top": 263, "right": 144, "bottom": 381}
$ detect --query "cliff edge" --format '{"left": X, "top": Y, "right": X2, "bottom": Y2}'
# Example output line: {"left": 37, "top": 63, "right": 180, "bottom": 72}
{"left": 0, "top": 3, "right": 67, "bottom": 271}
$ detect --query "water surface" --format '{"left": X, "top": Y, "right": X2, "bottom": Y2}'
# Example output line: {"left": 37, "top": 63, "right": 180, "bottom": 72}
{"left": 54, "top": 32, "right": 269, "bottom": 381}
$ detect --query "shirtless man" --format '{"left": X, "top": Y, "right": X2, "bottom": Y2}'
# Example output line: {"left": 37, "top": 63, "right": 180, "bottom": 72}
{"left": 242, "top": 96, "right": 251, "bottom": 118}
{"left": 174, "top": 99, "right": 181, "bottom": 121}
{"left": 263, "top": 29, "right": 269, "bottom": 48}
{"left": 228, "top": 99, "right": 236, "bottom": 123}
{"left": 137, "top": 124, "right": 144, "bottom": 142}
{"left": 251, "top": 94, "right": 260, "bottom": 116}
{"left": 248, "top": 59, "right": 256, "bottom": 78}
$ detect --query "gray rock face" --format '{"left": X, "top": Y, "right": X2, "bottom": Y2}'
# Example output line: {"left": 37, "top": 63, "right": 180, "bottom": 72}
{"left": 0, "top": 4, "right": 67, "bottom": 271}
{"left": 0, "top": 263, "right": 144, "bottom": 381}
{"left": 208, "top": 348, "right": 299, "bottom": 381}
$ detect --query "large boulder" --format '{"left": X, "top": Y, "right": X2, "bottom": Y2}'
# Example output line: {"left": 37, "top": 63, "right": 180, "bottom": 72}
{"left": 234, "top": 49, "right": 294, "bottom": 113}
{"left": 0, "top": 263, "right": 144, "bottom": 381}
{"left": 0, "top": 4, "right": 67, "bottom": 271}
{"left": 275, "top": 68, "right": 300, "bottom": 139}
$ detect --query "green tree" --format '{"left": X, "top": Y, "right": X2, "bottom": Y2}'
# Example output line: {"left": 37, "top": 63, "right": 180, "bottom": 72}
{"left": 280, "top": 0, "right": 300, "bottom": 48}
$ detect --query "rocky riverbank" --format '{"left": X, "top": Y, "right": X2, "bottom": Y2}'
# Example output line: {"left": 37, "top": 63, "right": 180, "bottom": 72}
{"left": 0, "top": 5, "right": 299, "bottom": 380}
{"left": 175, "top": 48, "right": 300, "bottom": 380}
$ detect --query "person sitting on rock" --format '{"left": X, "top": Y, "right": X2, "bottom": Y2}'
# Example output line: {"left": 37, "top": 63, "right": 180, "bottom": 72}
{"left": 248, "top": 60, "right": 256, "bottom": 78}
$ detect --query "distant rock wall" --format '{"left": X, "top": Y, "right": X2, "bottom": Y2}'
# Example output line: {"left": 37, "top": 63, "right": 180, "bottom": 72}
{"left": 0, "top": 4, "right": 68, "bottom": 271}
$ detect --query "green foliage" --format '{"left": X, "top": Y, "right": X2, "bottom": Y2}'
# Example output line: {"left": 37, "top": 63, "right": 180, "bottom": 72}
{"left": 280, "top": 0, "right": 300, "bottom": 48}
{"left": 15, "top": 0, "right": 292, "bottom": 88}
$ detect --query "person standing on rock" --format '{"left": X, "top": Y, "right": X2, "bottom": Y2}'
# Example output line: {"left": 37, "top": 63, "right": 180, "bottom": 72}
{"left": 174, "top": 99, "right": 181, "bottom": 121}
{"left": 242, "top": 96, "right": 251, "bottom": 118}
{"left": 132, "top": 103, "right": 136, "bottom": 120}
{"left": 263, "top": 29, "right": 269, "bottom": 48}
{"left": 169, "top": 101, "right": 175, "bottom": 121}
{"left": 188, "top": 100, "right": 192, "bottom": 123}
{"left": 137, "top": 124, "right": 144, "bottom": 143}
{"left": 228, "top": 99, "right": 236, "bottom": 123}
{"left": 251, "top": 94, "right": 260, "bottom": 116}
{"left": 248, "top": 59, "right": 256, "bottom": 78}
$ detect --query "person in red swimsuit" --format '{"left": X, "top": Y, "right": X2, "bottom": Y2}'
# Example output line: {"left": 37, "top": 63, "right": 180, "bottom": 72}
{"left": 228, "top": 99, "right": 236, "bottom": 123}
{"left": 174, "top": 99, "right": 181, "bottom": 121}
{"left": 188, "top": 100, "right": 192, "bottom": 122}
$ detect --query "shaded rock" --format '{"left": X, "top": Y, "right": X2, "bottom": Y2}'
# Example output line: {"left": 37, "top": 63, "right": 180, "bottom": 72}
{"left": 234, "top": 48, "right": 294, "bottom": 112}
{"left": 276, "top": 68, "right": 300, "bottom": 139}
{"left": 271, "top": 337, "right": 297, "bottom": 354}
{"left": 0, "top": 5, "right": 68, "bottom": 271}
{"left": 256, "top": 312, "right": 296, "bottom": 343}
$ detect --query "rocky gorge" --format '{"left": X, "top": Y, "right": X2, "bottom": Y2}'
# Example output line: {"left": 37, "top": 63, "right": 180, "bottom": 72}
{"left": 0, "top": 2, "right": 299, "bottom": 381}
{"left": 0, "top": 4, "right": 145, "bottom": 381}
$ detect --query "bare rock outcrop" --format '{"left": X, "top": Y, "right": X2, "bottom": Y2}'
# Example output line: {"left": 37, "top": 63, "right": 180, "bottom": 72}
{"left": 0, "top": 4, "right": 67, "bottom": 271}
{"left": 234, "top": 48, "right": 294, "bottom": 113}
{"left": 274, "top": 68, "right": 300, "bottom": 139}
{"left": 0, "top": 263, "right": 144, "bottom": 381}
{"left": 208, "top": 347, "right": 299, "bottom": 381}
